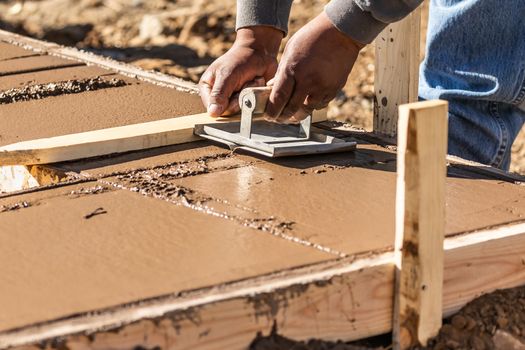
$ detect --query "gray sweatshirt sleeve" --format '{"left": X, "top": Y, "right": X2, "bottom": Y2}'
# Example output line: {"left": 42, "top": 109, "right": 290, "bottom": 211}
{"left": 325, "top": 0, "right": 423, "bottom": 44}
{"left": 236, "top": 0, "right": 422, "bottom": 43}
{"left": 236, "top": 0, "right": 294, "bottom": 35}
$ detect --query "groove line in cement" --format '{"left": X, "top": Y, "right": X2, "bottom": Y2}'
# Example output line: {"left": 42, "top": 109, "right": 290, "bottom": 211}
{"left": 0, "top": 62, "right": 85, "bottom": 77}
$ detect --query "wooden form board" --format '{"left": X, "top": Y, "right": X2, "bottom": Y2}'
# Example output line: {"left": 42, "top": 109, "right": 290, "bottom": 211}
{"left": 374, "top": 7, "right": 422, "bottom": 137}
{"left": 394, "top": 101, "right": 448, "bottom": 348}
{"left": 2, "top": 222, "right": 525, "bottom": 350}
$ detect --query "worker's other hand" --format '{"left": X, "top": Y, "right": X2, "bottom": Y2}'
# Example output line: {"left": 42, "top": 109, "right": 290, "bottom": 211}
{"left": 199, "top": 26, "right": 283, "bottom": 117}
{"left": 266, "top": 12, "right": 364, "bottom": 123}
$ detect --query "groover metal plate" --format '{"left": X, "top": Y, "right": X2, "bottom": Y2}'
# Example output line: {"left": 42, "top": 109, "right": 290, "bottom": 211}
{"left": 194, "top": 120, "right": 356, "bottom": 158}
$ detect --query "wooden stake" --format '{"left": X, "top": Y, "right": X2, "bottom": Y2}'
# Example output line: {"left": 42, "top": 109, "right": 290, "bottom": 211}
{"left": 393, "top": 100, "right": 448, "bottom": 349}
{"left": 374, "top": 8, "right": 421, "bottom": 137}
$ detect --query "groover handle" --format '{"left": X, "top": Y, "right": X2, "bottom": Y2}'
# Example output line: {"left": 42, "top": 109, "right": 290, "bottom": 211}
{"left": 239, "top": 86, "right": 272, "bottom": 115}
{"left": 239, "top": 86, "right": 272, "bottom": 139}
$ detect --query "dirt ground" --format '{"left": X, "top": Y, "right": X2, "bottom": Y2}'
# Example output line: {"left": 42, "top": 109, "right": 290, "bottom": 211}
{"left": 1, "top": 1, "right": 525, "bottom": 349}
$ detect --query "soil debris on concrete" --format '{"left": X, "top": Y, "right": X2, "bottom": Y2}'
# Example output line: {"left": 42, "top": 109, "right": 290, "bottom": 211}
{"left": 69, "top": 185, "right": 110, "bottom": 197}
{"left": 0, "top": 76, "right": 127, "bottom": 104}
{"left": 0, "top": 200, "right": 30, "bottom": 212}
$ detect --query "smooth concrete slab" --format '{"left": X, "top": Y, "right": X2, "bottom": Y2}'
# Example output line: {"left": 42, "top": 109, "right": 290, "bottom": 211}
{"left": 0, "top": 55, "right": 81, "bottom": 76}
{"left": 0, "top": 184, "right": 333, "bottom": 332}
{"left": 173, "top": 148, "right": 525, "bottom": 255}
{"left": 0, "top": 42, "right": 37, "bottom": 61}
{"left": 0, "top": 82, "right": 205, "bottom": 146}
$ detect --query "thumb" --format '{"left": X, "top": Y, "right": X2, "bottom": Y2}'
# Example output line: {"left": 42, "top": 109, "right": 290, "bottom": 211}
{"left": 208, "top": 70, "right": 237, "bottom": 117}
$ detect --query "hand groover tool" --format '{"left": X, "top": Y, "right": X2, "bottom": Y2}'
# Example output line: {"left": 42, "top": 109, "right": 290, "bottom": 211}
{"left": 194, "top": 86, "right": 356, "bottom": 157}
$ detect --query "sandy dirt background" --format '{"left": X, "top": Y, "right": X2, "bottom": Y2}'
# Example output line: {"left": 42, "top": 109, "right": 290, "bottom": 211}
{"left": 1, "top": 1, "right": 525, "bottom": 349}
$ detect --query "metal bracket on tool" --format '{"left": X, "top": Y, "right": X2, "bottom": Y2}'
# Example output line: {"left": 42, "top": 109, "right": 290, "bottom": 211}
{"left": 194, "top": 86, "right": 356, "bottom": 158}
{"left": 239, "top": 89, "right": 257, "bottom": 139}
{"left": 240, "top": 87, "right": 311, "bottom": 140}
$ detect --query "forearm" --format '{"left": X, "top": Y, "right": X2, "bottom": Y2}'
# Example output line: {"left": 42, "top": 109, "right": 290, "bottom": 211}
{"left": 236, "top": 0, "right": 294, "bottom": 35}
{"left": 325, "top": 0, "right": 424, "bottom": 44}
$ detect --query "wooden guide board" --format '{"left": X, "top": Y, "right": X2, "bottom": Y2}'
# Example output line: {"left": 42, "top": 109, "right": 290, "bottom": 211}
{"left": 1, "top": 31, "right": 525, "bottom": 350}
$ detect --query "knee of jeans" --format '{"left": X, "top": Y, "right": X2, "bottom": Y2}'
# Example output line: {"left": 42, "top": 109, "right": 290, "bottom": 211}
{"left": 446, "top": 103, "right": 503, "bottom": 167}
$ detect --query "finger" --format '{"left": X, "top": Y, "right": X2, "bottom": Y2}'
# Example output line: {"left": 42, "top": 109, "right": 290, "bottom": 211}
{"left": 309, "top": 94, "right": 333, "bottom": 110}
{"left": 288, "top": 106, "right": 314, "bottom": 123}
{"left": 223, "top": 76, "right": 266, "bottom": 116}
{"left": 279, "top": 84, "right": 309, "bottom": 121}
{"left": 198, "top": 69, "right": 215, "bottom": 110}
{"left": 263, "top": 59, "right": 278, "bottom": 84}
{"left": 304, "top": 93, "right": 325, "bottom": 109}
{"left": 251, "top": 76, "right": 266, "bottom": 87}
{"left": 208, "top": 68, "right": 238, "bottom": 117}
{"left": 222, "top": 97, "right": 240, "bottom": 116}
{"left": 266, "top": 70, "right": 295, "bottom": 120}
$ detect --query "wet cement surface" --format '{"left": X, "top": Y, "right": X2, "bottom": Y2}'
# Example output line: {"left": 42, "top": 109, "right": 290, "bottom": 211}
{"left": 0, "top": 41, "right": 37, "bottom": 61}
{"left": 0, "top": 82, "right": 204, "bottom": 145}
{"left": 3, "top": 140, "right": 525, "bottom": 333}
{"left": 0, "top": 55, "right": 82, "bottom": 76}
{"left": 57, "top": 141, "right": 256, "bottom": 176}
{"left": 0, "top": 41, "right": 204, "bottom": 146}
{"left": 171, "top": 148, "right": 525, "bottom": 255}
{"left": 46, "top": 140, "right": 525, "bottom": 257}
{"left": 0, "top": 184, "right": 333, "bottom": 332}
{"left": 1, "top": 40, "right": 525, "bottom": 336}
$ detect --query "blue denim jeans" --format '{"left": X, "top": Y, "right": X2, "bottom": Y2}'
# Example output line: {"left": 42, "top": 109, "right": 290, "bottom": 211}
{"left": 419, "top": 0, "right": 525, "bottom": 169}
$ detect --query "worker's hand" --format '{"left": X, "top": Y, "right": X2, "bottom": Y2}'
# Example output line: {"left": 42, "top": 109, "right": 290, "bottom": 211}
{"left": 266, "top": 12, "right": 364, "bottom": 123}
{"left": 199, "top": 26, "right": 283, "bottom": 117}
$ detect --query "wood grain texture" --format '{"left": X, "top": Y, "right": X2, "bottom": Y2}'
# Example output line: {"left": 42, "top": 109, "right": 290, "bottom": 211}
{"left": 393, "top": 100, "right": 449, "bottom": 349}
{"left": 0, "top": 110, "right": 327, "bottom": 166}
{"left": 374, "top": 8, "right": 422, "bottom": 137}
{"left": 0, "top": 113, "right": 209, "bottom": 165}
{"left": 3, "top": 223, "right": 525, "bottom": 350}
